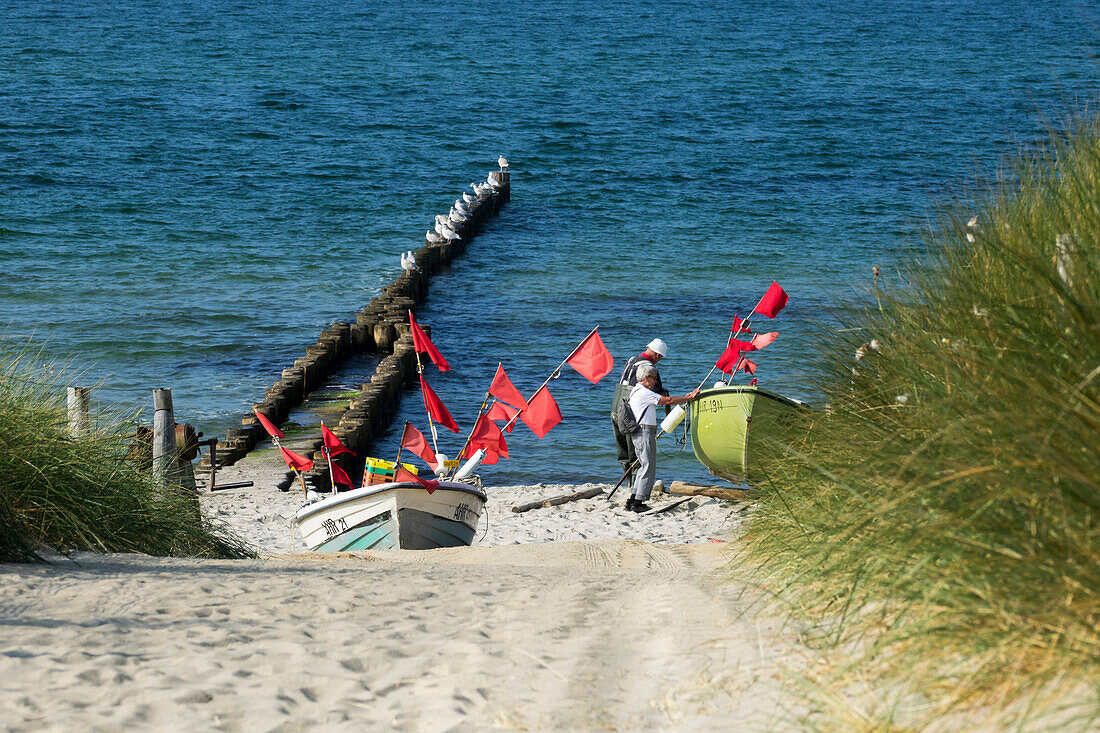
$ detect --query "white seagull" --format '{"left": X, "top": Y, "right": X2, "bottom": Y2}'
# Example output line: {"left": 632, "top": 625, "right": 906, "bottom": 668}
{"left": 498, "top": 155, "right": 509, "bottom": 170}
{"left": 470, "top": 182, "right": 492, "bottom": 196}
{"left": 426, "top": 230, "right": 444, "bottom": 244}
{"left": 462, "top": 192, "right": 478, "bottom": 208}
{"left": 400, "top": 251, "right": 418, "bottom": 272}
{"left": 448, "top": 207, "right": 468, "bottom": 224}
{"left": 454, "top": 199, "right": 472, "bottom": 216}
{"left": 486, "top": 174, "right": 503, "bottom": 190}
{"left": 440, "top": 224, "right": 461, "bottom": 241}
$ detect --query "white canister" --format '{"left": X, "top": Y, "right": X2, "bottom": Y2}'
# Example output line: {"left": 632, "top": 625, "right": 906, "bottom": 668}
{"left": 660, "top": 404, "right": 687, "bottom": 433}
{"left": 454, "top": 449, "right": 485, "bottom": 480}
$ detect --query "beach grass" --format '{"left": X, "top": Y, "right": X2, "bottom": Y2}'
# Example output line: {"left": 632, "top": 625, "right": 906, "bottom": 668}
{"left": 741, "top": 116, "right": 1100, "bottom": 726}
{"left": 0, "top": 346, "right": 253, "bottom": 562}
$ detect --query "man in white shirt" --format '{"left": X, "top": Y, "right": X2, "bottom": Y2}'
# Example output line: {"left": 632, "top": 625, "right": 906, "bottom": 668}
{"left": 626, "top": 363, "right": 700, "bottom": 513}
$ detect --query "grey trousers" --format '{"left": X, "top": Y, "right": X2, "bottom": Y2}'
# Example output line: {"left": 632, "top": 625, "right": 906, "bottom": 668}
{"left": 630, "top": 426, "right": 658, "bottom": 501}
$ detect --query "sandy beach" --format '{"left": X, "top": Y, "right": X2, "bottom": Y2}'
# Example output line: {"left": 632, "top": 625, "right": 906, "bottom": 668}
{"left": 0, "top": 454, "right": 807, "bottom": 732}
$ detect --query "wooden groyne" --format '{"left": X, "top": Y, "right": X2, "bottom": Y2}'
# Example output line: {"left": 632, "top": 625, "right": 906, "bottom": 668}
{"left": 199, "top": 166, "right": 511, "bottom": 489}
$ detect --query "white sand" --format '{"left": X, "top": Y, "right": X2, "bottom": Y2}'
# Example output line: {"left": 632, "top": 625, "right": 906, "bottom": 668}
{"left": 0, "top": 456, "right": 802, "bottom": 731}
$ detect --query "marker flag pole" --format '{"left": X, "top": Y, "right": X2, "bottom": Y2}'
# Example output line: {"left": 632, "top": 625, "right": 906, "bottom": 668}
{"left": 694, "top": 289, "right": 777, "bottom": 392}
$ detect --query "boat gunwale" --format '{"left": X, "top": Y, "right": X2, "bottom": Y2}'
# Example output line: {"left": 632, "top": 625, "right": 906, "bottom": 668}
{"left": 696, "top": 385, "right": 808, "bottom": 410}
{"left": 295, "top": 481, "right": 487, "bottom": 523}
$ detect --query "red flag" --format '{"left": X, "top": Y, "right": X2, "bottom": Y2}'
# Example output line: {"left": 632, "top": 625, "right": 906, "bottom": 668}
{"left": 420, "top": 374, "right": 459, "bottom": 433}
{"left": 400, "top": 421, "right": 438, "bottom": 468}
{"left": 715, "top": 340, "right": 757, "bottom": 373}
{"left": 395, "top": 463, "right": 440, "bottom": 494}
{"left": 254, "top": 409, "right": 284, "bottom": 439}
{"left": 330, "top": 462, "right": 355, "bottom": 489}
{"left": 565, "top": 330, "right": 614, "bottom": 384}
{"left": 521, "top": 385, "right": 562, "bottom": 438}
{"left": 754, "top": 281, "right": 789, "bottom": 318}
{"left": 409, "top": 312, "right": 450, "bottom": 372}
{"left": 321, "top": 423, "right": 353, "bottom": 457}
{"left": 468, "top": 414, "right": 509, "bottom": 458}
{"left": 488, "top": 364, "right": 528, "bottom": 409}
{"left": 750, "top": 332, "right": 778, "bottom": 350}
{"left": 278, "top": 446, "right": 314, "bottom": 472}
{"left": 486, "top": 400, "right": 520, "bottom": 432}
{"left": 730, "top": 315, "right": 748, "bottom": 334}
{"left": 736, "top": 357, "right": 758, "bottom": 375}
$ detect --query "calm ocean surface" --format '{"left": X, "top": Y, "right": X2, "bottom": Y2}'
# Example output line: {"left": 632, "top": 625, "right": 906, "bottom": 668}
{"left": 2, "top": 1, "right": 1097, "bottom": 484}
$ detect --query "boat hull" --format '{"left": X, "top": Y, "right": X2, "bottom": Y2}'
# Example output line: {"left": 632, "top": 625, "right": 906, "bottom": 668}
{"left": 688, "top": 386, "right": 805, "bottom": 484}
{"left": 294, "top": 481, "right": 487, "bottom": 551}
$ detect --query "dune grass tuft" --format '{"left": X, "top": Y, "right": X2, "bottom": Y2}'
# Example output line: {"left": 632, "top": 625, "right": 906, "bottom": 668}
{"left": 741, "top": 116, "right": 1100, "bottom": 726}
{"left": 0, "top": 347, "right": 253, "bottom": 562}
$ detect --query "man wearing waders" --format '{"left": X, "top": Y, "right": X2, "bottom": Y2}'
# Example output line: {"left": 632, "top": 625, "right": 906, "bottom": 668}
{"left": 611, "top": 338, "right": 668, "bottom": 483}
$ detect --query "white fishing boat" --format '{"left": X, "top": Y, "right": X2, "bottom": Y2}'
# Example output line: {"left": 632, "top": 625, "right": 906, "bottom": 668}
{"left": 294, "top": 480, "right": 487, "bottom": 551}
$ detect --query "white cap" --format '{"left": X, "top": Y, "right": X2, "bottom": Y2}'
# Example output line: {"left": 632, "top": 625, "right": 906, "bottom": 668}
{"left": 647, "top": 338, "right": 668, "bottom": 357}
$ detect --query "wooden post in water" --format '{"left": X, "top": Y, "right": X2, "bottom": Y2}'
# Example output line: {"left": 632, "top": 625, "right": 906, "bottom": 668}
{"left": 67, "top": 386, "right": 91, "bottom": 436}
{"left": 152, "top": 388, "right": 178, "bottom": 491}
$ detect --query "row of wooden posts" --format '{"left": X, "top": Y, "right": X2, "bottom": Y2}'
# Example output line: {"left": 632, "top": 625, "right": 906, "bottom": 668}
{"left": 66, "top": 386, "right": 205, "bottom": 492}
{"left": 198, "top": 169, "right": 511, "bottom": 490}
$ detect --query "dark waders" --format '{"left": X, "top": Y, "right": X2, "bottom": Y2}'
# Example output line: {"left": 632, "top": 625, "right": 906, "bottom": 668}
{"left": 611, "top": 382, "right": 637, "bottom": 485}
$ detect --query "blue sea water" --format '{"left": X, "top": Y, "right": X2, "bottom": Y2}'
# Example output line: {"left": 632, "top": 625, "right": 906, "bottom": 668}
{"left": 1, "top": 1, "right": 1097, "bottom": 484}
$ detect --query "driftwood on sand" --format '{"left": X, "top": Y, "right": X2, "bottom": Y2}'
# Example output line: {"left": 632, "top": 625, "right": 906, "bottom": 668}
{"left": 668, "top": 481, "right": 755, "bottom": 503}
{"left": 512, "top": 486, "right": 604, "bottom": 513}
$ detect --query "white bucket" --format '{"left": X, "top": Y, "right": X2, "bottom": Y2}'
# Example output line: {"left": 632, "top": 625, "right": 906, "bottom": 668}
{"left": 454, "top": 449, "right": 485, "bottom": 480}
{"left": 660, "top": 404, "right": 687, "bottom": 433}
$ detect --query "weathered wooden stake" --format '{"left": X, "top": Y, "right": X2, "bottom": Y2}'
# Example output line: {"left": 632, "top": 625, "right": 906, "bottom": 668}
{"left": 67, "top": 386, "right": 91, "bottom": 436}
{"left": 1056, "top": 233, "right": 1075, "bottom": 289}
{"left": 152, "top": 388, "right": 178, "bottom": 490}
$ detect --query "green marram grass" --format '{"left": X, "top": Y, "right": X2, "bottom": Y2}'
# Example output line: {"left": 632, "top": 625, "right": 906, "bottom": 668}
{"left": 742, "top": 117, "right": 1100, "bottom": 728}
{"left": 0, "top": 348, "right": 253, "bottom": 562}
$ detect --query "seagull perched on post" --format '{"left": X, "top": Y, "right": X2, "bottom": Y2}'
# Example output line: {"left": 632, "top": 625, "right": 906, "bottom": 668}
{"left": 470, "top": 182, "right": 491, "bottom": 197}
{"left": 461, "top": 192, "right": 478, "bottom": 208}
{"left": 426, "top": 230, "right": 444, "bottom": 244}
{"left": 400, "top": 251, "right": 418, "bottom": 272}
{"left": 498, "top": 155, "right": 509, "bottom": 171}
{"left": 440, "top": 224, "right": 461, "bottom": 241}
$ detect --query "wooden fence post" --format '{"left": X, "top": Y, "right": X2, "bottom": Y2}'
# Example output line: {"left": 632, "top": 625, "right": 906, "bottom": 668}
{"left": 152, "top": 388, "right": 178, "bottom": 490}
{"left": 1056, "top": 233, "right": 1075, "bottom": 289}
{"left": 67, "top": 386, "right": 90, "bottom": 436}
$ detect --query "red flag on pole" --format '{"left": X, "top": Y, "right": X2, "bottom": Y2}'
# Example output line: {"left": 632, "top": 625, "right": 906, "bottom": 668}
{"left": 750, "top": 332, "right": 778, "bottom": 350}
{"left": 330, "top": 462, "right": 355, "bottom": 489}
{"left": 715, "top": 340, "right": 757, "bottom": 373}
{"left": 754, "top": 281, "right": 789, "bottom": 318}
{"left": 400, "top": 421, "right": 438, "bottom": 468}
{"left": 468, "top": 414, "right": 509, "bottom": 458}
{"left": 486, "top": 401, "right": 520, "bottom": 432}
{"left": 254, "top": 409, "right": 284, "bottom": 439}
{"left": 730, "top": 315, "right": 748, "bottom": 334}
{"left": 521, "top": 385, "right": 563, "bottom": 438}
{"left": 321, "top": 423, "right": 353, "bottom": 457}
{"left": 409, "top": 312, "right": 451, "bottom": 372}
{"left": 736, "top": 357, "right": 758, "bottom": 375}
{"left": 420, "top": 374, "right": 459, "bottom": 433}
{"left": 278, "top": 446, "right": 314, "bottom": 472}
{"left": 395, "top": 463, "right": 440, "bottom": 494}
{"left": 488, "top": 364, "right": 528, "bottom": 409}
{"left": 565, "top": 330, "right": 615, "bottom": 384}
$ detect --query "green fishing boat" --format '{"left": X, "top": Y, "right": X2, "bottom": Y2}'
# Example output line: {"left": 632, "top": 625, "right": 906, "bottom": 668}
{"left": 688, "top": 385, "right": 807, "bottom": 484}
